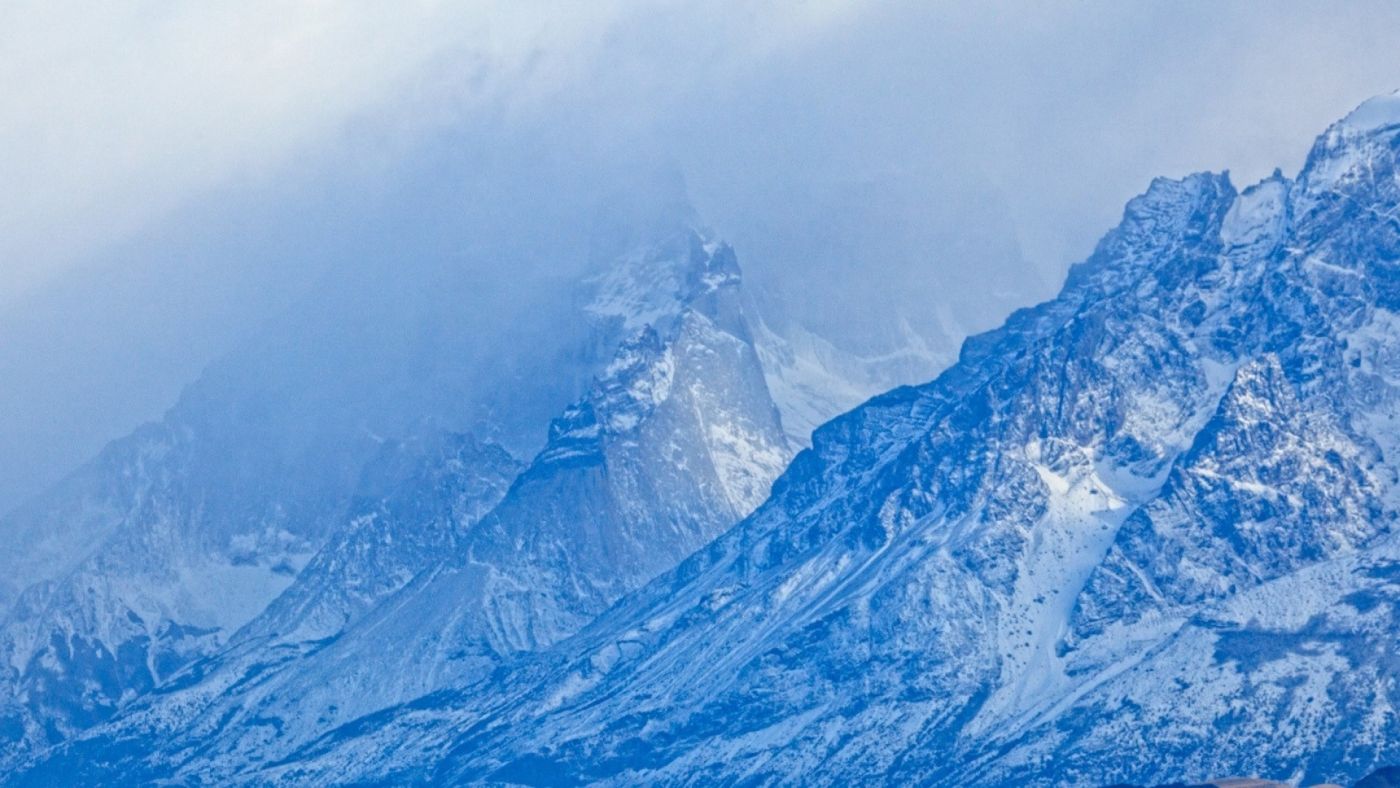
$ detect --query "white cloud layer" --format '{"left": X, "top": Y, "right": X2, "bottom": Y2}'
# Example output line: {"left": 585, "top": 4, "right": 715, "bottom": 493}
{"left": 5, "top": 1, "right": 1400, "bottom": 303}
{"left": 4, "top": 1, "right": 1400, "bottom": 511}
{"left": 0, "top": 0, "right": 862, "bottom": 303}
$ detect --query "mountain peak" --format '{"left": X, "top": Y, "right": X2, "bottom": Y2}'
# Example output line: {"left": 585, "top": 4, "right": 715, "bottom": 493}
{"left": 1336, "top": 88, "right": 1400, "bottom": 135}
{"left": 1300, "top": 90, "right": 1400, "bottom": 195}
{"left": 583, "top": 226, "right": 735, "bottom": 336}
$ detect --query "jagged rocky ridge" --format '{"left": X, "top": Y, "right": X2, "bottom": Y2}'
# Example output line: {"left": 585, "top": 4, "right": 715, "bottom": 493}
{"left": 155, "top": 93, "right": 1400, "bottom": 785}
{"left": 0, "top": 168, "right": 1035, "bottom": 782}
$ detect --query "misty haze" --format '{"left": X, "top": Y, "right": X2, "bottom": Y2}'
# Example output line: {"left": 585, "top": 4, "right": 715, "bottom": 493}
{"left": 3, "top": 3, "right": 1400, "bottom": 787}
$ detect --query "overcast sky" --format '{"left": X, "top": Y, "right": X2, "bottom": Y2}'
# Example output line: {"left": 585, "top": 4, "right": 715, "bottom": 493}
{"left": 4, "top": 1, "right": 1400, "bottom": 509}
{"left": 5, "top": 1, "right": 1400, "bottom": 304}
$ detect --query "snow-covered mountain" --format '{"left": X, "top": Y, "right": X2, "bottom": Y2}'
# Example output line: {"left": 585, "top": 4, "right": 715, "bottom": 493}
{"left": 110, "top": 92, "right": 1400, "bottom": 786}
{"left": 0, "top": 192, "right": 804, "bottom": 768}
{"left": 0, "top": 216, "right": 798, "bottom": 779}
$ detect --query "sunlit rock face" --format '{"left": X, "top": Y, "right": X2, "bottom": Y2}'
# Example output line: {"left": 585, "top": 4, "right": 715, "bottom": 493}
{"left": 180, "top": 94, "right": 1400, "bottom": 787}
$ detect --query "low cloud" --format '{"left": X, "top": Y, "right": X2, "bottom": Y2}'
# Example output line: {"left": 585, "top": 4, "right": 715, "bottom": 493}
{"left": 4, "top": 1, "right": 1400, "bottom": 510}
